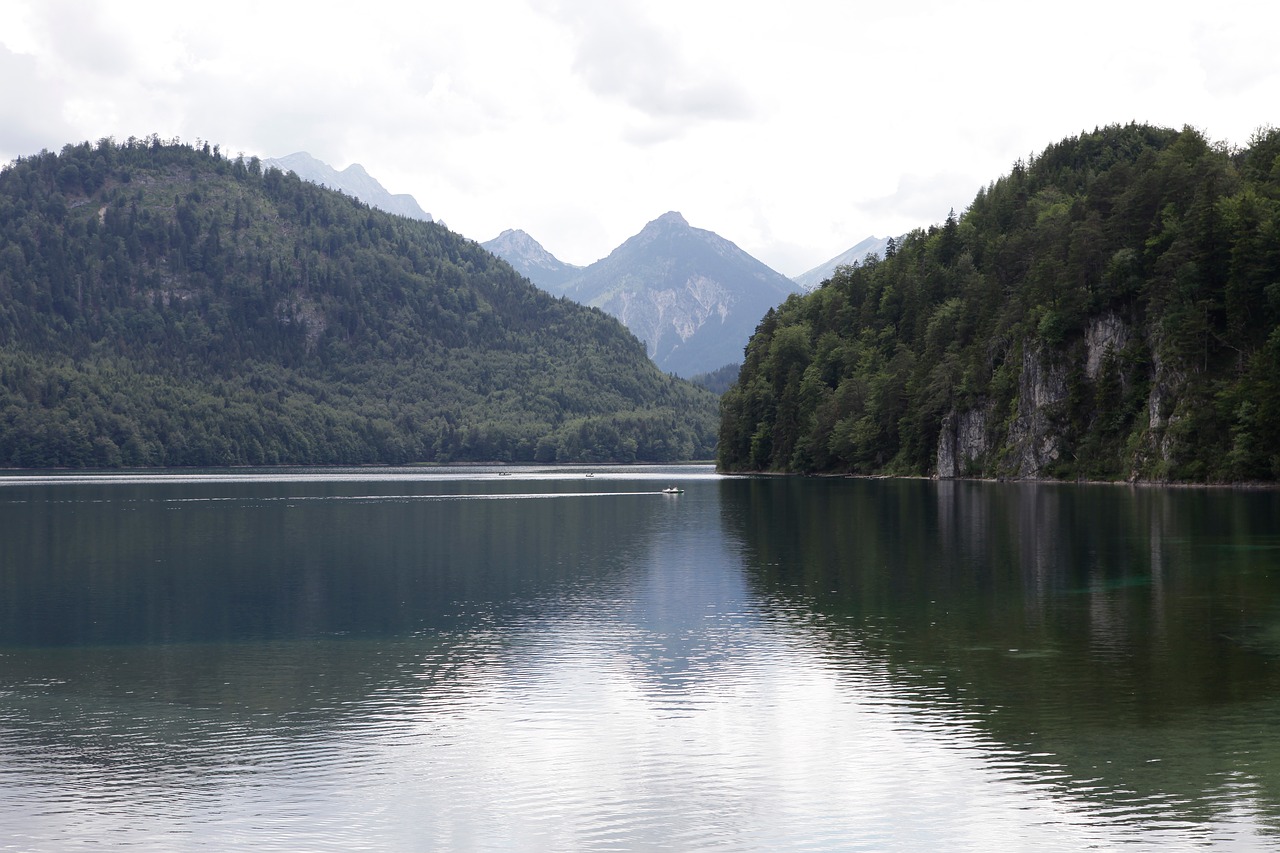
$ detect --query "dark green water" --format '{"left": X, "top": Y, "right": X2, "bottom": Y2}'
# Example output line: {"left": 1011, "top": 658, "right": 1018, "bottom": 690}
{"left": 1, "top": 467, "right": 1278, "bottom": 850}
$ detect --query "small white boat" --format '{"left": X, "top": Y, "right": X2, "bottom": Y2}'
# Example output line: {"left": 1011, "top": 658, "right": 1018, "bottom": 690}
{"left": 661, "top": 487, "right": 684, "bottom": 494}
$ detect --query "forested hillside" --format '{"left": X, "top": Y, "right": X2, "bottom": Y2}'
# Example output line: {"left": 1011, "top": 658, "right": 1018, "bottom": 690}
{"left": 0, "top": 137, "right": 718, "bottom": 467}
{"left": 719, "top": 124, "right": 1280, "bottom": 482}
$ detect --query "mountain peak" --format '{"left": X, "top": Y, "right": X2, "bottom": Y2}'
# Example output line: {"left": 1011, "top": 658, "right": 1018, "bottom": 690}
{"left": 486, "top": 228, "right": 550, "bottom": 260}
{"left": 493, "top": 228, "right": 533, "bottom": 245}
{"left": 649, "top": 211, "right": 689, "bottom": 228}
{"left": 563, "top": 214, "right": 801, "bottom": 377}
{"left": 482, "top": 229, "right": 583, "bottom": 294}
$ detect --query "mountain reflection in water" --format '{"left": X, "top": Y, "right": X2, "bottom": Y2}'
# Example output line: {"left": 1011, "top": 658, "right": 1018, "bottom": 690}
{"left": 0, "top": 468, "right": 1278, "bottom": 850}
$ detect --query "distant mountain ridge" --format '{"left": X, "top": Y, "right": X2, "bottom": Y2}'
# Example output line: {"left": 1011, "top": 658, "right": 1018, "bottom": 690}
{"left": 792, "top": 235, "right": 896, "bottom": 291}
{"left": 482, "top": 229, "right": 583, "bottom": 292}
{"left": 262, "top": 152, "right": 433, "bottom": 222}
{"left": 555, "top": 212, "right": 802, "bottom": 378}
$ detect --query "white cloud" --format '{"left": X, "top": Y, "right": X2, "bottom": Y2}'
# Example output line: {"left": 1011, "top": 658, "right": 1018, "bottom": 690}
{"left": 0, "top": 45, "right": 74, "bottom": 157}
{"left": 858, "top": 172, "right": 985, "bottom": 226}
{"left": 1, "top": 0, "right": 1278, "bottom": 276}
{"left": 540, "top": 0, "right": 754, "bottom": 126}
{"left": 16, "top": 0, "right": 135, "bottom": 76}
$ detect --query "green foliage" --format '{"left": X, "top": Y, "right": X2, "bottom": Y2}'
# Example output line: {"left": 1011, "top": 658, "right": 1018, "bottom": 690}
{"left": 0, "top": 137, "right": 718, "bottom": 467}
{"left": 689, "top": 362, "right": 740, "bottom": 395}
{"left": 720, "top": 123, "right": 1280, "bottom": 482}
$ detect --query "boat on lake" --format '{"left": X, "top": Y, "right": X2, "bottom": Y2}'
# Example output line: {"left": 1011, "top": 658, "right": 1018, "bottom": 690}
{"left": 662, "top": 487, "right": 684, "bottom": 494}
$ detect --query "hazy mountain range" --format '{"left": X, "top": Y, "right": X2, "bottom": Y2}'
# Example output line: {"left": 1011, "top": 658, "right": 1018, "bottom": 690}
{"left": 792, "top": 235, "right": 897, "bottom": 290}
{"left": 482, "top": 228, "right": 584, "bottom": 292}
{"left": 486, "top": 213, "right": 802, "bottom": 378}
{"left": 262, "top": 152, "right": 433, "bottom": 222}
{"left": 263, "top": 155, "right": 887, "bottom": 379}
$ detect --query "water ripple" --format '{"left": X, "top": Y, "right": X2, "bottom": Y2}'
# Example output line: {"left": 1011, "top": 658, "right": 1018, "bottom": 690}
{"left": 4, "top": 475, "right": 1280, "bottom": 850}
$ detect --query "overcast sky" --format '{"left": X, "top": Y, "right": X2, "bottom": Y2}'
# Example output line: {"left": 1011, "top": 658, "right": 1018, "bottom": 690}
{"left": 1, "top": 0, "right": 1277, "bottom": 276}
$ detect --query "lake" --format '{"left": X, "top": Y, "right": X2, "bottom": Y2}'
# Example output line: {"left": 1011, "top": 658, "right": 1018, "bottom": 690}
{"left": 1, "top": 466, "right": 1279, "bottom": 850}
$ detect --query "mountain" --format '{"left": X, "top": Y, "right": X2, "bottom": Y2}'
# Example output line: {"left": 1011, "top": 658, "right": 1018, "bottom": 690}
{"left": 792, "top": 235, "right": 896, "bottom": 290}
{"left": 719, "top": 123, "right": 1280, "bottom": 483}
{"left": 482, "top": 229, "right": 582, "bottom": 293}
{"left": 261, "top": 151, "right": 433, "bottom": 222}
{"left": 559, "top": 212, "right": 802, "bottom": 378}
{"left": 0, "top": 138, "right": 719, "bottom": 467}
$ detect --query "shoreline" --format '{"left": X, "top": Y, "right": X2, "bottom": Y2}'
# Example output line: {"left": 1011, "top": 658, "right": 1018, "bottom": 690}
{"left": 720, "top": 468, "right": 1280, "bottom": 491}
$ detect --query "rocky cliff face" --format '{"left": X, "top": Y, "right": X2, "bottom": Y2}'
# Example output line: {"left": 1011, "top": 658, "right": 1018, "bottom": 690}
{"left": 1085, "top": 313, "right": 1129, "bottom": 380}
{"left": 934, "top": 312, "right": 1169, "bottom": 480}
{"left": 936, "top": 408, "right": 988, "bottom": 478}
{"left": 614, "top": 273, "right": 732, "bottom": 350}
{"left": 1004, "top": 347, "right": 1069, "bottom": 478}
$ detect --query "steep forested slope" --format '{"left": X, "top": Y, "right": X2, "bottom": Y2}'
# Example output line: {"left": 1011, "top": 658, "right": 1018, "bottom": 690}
{"left": 0, "top": 137, "right": 718, "bottom": 467}
{"left": 719, "top": 124, "right": 1280, "bottom": 482}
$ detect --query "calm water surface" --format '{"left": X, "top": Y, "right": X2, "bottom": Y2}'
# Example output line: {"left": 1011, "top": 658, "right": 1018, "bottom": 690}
{"left": 1, "top": 466, "right": 1279, "bottom": 850}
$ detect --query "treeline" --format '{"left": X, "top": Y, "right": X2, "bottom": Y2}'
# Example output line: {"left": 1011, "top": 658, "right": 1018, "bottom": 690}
{"left": 0, "top": 136, "right": 718, "bottom": 467}
{"left": 719, "top": 124, "right": 1280, "bottom": 481}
